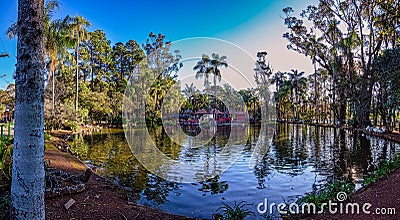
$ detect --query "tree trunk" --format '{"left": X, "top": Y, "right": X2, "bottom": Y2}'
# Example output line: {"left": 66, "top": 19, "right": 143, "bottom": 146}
{"left": 52, "top": 69, "right": 55, "bottom": 114}
{"left": 314, "top": 62, "right": 319, "bottom": 124}
{"left": 355, "top": 78, "right": 373, "bottom": 128}
{"left": 11, "top": 0, "right": 45, "bottom": 219}
{"left": 75, "top": 43, "right": 79, "bottom": 121}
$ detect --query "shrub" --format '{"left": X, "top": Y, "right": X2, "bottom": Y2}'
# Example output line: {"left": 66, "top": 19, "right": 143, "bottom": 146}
{"left": 213, "top": 201, "right": 255, "bottom": 220}
{"left": 0, "top": 136, "right": 13, "bottom": 182}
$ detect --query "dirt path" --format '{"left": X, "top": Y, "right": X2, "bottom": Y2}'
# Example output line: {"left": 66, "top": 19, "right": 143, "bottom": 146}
{"left": 301, "top": 168, "right": 400, "bottom": 220}
{"left": 44, "top": 137, "right": 198, "bottom": 220}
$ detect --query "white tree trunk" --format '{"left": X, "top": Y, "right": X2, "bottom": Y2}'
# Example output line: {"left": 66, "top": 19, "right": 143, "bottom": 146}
{"left": 11, "top": 0, "right": 45, "bottom": 219}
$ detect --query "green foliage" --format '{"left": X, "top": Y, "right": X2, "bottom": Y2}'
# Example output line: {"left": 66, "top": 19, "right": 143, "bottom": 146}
{"left": 63, "top": 119, "right": 78, "bottom": 131}
{"left": 282, "top": 1, "right": 400, "bottom": 127}
{"left": 0, "top": 136, "right": 13, "bottom": 182}
{"left": 213, "top": 201, "right": 255, "bottom": 220}
{"left": 363, "top": 157, "right": 400, "bottom": 186}
{"left": 44, "top": 132, "right": 51, "bottom": 141}
{"left": 372, "top": 46, "right": 400, "bottom": 131}
{"left": 298, "top": 180, "right": 354, "bottom": 210}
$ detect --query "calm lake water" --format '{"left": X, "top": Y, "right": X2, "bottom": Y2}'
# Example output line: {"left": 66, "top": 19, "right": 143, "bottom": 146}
{"left": 70, "top": 124, "right": 400, "bottom": 219}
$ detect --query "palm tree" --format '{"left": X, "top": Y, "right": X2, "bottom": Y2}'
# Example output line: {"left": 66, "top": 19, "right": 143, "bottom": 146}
{"left": 11, "top": 0, "right": 46, "bottom": 218}
{"left": 193, "top": 53, "right": 228, "bottom": 114}
{"left": 271, "top": 71, "right": 287, "bottom": 121}
{"left": 182, "top": 83, "right": 197, "bottom": 98}
{"left": 45, "top": 18, "right": 73, "bottom": 114}
{"left": 67, "top": 15, "right": 91, "bottom": 119}
{"left": 271, "top": 71, "right": 286, "bottom": 92}
{"left": 183, "top": 83, "right": 198, "bottom": 109}
{"left": 7, "top": 1, "right": 70, "bottom": 116}
{"left": 288, "top": 69, "right": 307, "bottom": 122}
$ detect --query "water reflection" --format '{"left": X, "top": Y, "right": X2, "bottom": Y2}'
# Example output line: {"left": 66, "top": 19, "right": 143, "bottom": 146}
{"left": 69, "top": 124, "right": 400, "bottom": 218}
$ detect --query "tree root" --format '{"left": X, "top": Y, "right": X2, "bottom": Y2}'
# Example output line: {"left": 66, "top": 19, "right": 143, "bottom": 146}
{"left": 45, "top": 168, "right": 92, "bottom": 199}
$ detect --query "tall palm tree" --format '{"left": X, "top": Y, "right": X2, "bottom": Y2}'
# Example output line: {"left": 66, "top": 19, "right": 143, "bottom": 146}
{"left": 11, "top": 0, "right": 46, "bottom": 218}
{"left": 67, "top": 15, "right": 91, "bottom": 119}
{"left": 288, "top": 69, "right": 307, "bottom": 122}
{"left": 271, "top": 71, "right": 287, "bottom": 92}
{"left": 45, "top": 18, "right": 73, "bottom": 113}
{"left": 271, "top": 71, "right": 287, "bottom": 121}
{"left": 8, "top": 1, "right": 70, "bottom": 115}
{"left": 193, "top": 53, "right": 228, "bottom": 114}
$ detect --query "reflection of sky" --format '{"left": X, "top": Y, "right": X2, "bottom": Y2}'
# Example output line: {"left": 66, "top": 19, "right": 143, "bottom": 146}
{"left": 71, "top": 125, "right": 400, "bottom": 219}
{"left": 0, "top": 0, "right": 317, "bottom": 89}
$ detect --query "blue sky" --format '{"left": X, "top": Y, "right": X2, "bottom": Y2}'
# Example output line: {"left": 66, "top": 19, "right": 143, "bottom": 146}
{"left": 0, "top": 0, "right": 316, "bottom": 89}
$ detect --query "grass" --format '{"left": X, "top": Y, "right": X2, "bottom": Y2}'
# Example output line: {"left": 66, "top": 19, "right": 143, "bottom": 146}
{"left": 0, "top": 136, "right": 13, "bottom": 182}
{"left": 363, "top": 156, "right": 400, "bottom": 186}
{"left": 297, "top": 180, "right": 355, "bottom": 210}
{"left": 295, "top": 156, "right": 400, "bottom": 217}
{"left": 213, "top": 201, "right": 255, "bottom": 220}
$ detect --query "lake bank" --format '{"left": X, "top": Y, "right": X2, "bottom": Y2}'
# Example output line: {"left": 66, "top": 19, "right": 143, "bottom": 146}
{"left": 297, "top": 166, "right": 400, "bottom": 219}
{"left": 44, "top": 133, "right": 198, "bottom": 220}
{"left": 45, "top": 124, "right": 400, "bottom": 219}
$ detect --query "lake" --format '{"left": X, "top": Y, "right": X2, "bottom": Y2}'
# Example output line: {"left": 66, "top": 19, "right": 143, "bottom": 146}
{"left": 69, "top": 124, "right": 400, "bottom": 219}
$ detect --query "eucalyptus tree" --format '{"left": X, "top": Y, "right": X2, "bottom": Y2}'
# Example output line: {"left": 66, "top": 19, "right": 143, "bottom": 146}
{"left": 112, "top": 42, "right": 129, "bottom": 90}
{"left": 283, "top": 0, "right": 400, "bottom": 127}
{"left": 305, "top": 36, "right": 322, "bottom": 124}
{"left": 254, "top": 51, "right": 273, "bottom": 120}
{"left": 142, "top": 33, "right": 182, "bottom": 123}
{"left": 373, "top": 46, "right": 400, "bottom": 131}
{"left": 111, "top": 40, "right": 145, "bottom": 88}
{"left": 11, "top": 0, "right": 46, "bottom": 218}
{"left": 143, "top": 32, "right": 182, "bottom": 79}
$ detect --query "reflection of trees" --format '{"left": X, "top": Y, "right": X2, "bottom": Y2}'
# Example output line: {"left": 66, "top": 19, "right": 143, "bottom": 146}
{"left": 270, "top": 124, "right": 308, "bottom": 175}
{"left": 69, "top": 124, "right": 400, "bottom": 209}
{"left": 250, "top": 124, "right": 273, "bottom": 189}
{"left": 143, "top": 174, "right": 180, "bottom": 205}
{"left": 71, "top": 133, "right": 90, "bottom": 159}
{"left": 253, "top": 157, "right": 270, "bottom": 189}
{"left": 332, "top": 129, "right": 349, "bottom": 179}
{"left": 197, "top": 176, "right": 228, "bottom": 195}
{"left": 346, "top": 132, "right": 372, "bottom": 180}
{"left": 149, "top": 126, "right": 183, "bottom": 160}
{"left": 70, "top": 129, "right": 179, "bottom": 205}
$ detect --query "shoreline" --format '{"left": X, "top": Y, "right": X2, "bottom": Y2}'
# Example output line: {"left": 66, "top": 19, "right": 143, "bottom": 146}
{"left": 44, "top": 124, "right": 400, "bottom": 219}
{"left": 273, "top": 121, "right": 400, "bottom": 143}
{"left": 44, "top": 133, "right": 199, "bottom": 220}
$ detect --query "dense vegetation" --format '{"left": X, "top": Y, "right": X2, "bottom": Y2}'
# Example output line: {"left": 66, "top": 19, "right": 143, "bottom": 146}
{"left": 1, "top": 0, "right": 400, "bottom": 132}
{"left": 276, "top": 0, "right": 400, "bottom": 130}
